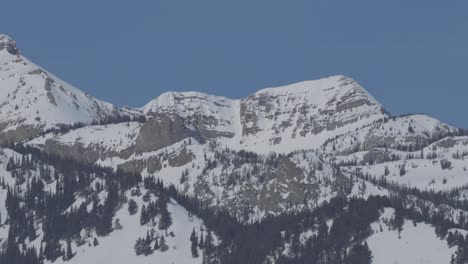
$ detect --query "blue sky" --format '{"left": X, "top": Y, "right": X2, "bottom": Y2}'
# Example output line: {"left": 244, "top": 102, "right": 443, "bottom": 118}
{"left": 2, "top": 1, "right": 467, "bottom": 127}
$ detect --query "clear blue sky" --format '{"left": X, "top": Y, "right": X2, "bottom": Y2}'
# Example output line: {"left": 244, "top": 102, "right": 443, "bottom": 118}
{"left": 2, "top": 1, "right": 467, "bottom": 127}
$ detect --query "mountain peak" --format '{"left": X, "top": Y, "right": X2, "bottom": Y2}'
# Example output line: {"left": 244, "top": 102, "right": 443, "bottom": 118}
{"left": 255, "top": 75, "right": 360, "bottom": 95}
{"left": 0, "top": 36, "right": 122, "bottom": 144}
{"left": 142, "top": 91, "right": 232, "bottom": 115}
{"left": 251, "top": 75, "right": 382, "bottom": 111}
{"left": 0, "top": 34, "right": 19, "bottom": 55}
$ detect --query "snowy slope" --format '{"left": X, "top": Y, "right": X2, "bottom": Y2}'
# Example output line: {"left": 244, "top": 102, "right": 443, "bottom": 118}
{"left": 0, "top": 145, "right": 211, "bottom": 264}
{"left": 47, "top": 197, "right": 207, "bottom": 264}
{"left": 367, "top": 208, "right": 457, "bottom": 264}
{"left": 0, "top": 35, "right": 121, "bottom": 142}
{"left": 334, "top": 134, "right": 468, "bottom": 193}
{"left": 29, "top": 122, "right": 142, "bottom": 154}
{"left": 321, "top": 114, "right": 458, "bottom": 156}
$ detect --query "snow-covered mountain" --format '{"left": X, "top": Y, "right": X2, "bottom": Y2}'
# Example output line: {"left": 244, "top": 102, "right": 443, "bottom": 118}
{"left": 140, "top": 75, "right": 388, "bottom": 153}
{"left": 26, "top": 70, "right": 466, "bottom": 216}
{"left": 1, "top": 34, "right": 468, "bottom": 263}
{"left": 0, "top": 34, "right": 127, "bottom": 144}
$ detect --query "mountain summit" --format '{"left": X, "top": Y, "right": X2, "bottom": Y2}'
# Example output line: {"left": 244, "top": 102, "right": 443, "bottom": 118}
{"left": 0, "top": 35, "right": 126, "bottom": 144}
{"left": 0, "top": 34, "right": 19, "bottom": 55}
{"left": 140, "top": 75, "right": 389, "bottom": 153}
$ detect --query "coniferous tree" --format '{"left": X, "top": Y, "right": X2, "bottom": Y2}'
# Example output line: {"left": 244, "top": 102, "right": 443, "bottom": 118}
{"left": 199, "top": 232, "right": 205, "bottom": 249}
{"left": 96, "top": 183, "right": 118, "bottom": 236}
{"left": 134, "top": 238, "right": 149, "bottom": 256}
{"left": 190, "top": 228, "right": 199, "bottom": 258}
{"left": 66, "top": 239, "right": 73, "bottom": 260}
{"left": 153, "top": 236, "right": 160, "bottom": 250}
{"left": 140, "top": 205, "right": 148, "bottom": 225}
{"left": 27, "top": 215, "right": 36, "bottom": 241}
{"left": 399, "top": 163, "right": 406, "bottom": 176}
{"left": 93, "top": 237, "right": 99, "bottom": 247}
{"left": 39, "top": 243, "right": 44, "bottom": 261}
{"left": 44, "top": 237, "right": 61, "bottom": 261}
{"left": 160, "top": 235, "right": 169, "bottom": 252}
{"left": 158, "top": 202, "right": 173, "bottom": 235}
{"left": 114, "top": 218, "right": 123, "bottom": 230}
{"left": 133, "top": 233, "right": 154, "bottom": 256}
{"left": 384, "top": 166, "right": 390, "bottom": 176}
{"left": 203, "top": 230, "right": 215, "bottom": 263}
{"left": 128, "top": 199, "right": 138, "bottom": 215}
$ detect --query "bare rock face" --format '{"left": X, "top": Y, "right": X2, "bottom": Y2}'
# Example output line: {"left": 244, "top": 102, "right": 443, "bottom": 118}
{"left": 42, "top": 139, "right": 101, "bottom": 164}
{"left": 118, "top": 156, "right": 162, "bottom": 174}
{"left": 0, "top": 124, "right": 43, "bottom": 145}
{"left": 0, "top": 35, "right": 19, "bottom": 55}
{"left": 255, "top": 158, "right": 319, "bottom": 212}
{"left": 135, "top": 114, "right": 195, "bottom": 154}
{"left": 168, "top": 147, "right": 193, "bottom": 167}
{"left": 142, "top": 92, "right": 236, "bottom": 141}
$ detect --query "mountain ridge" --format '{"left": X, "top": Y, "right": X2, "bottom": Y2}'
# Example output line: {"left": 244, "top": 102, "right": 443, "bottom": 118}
{"left": 2, "top": 34, "right": 468, "bottom": 264}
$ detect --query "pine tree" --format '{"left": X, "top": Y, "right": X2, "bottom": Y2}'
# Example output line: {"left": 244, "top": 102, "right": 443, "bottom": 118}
{"left": 134, "top": 233, "right": 154, "bottom": 256}
{"left": 160, "top": 235, "right": 169, "bottom": 252}
{"left": 114, "top": 218, "right": 123, "bottom": 230}
{"left": 153, "top": 236, "right": 160, "bottom": 250}
{"left": 6, "top": 157, "right": 15, "bottom": 171}
{"left": 140, "top": 205, "right": 148, "bottom": 225}
{"left": 44, "top": 237, "right": 61, "bottom": 261}
{"left": 134, "top": 238, "right": 147, "bottom": 256}
{"left": 399, "top": 163, "right": 406, "bottom": 176}
{"left": 39, "top": 243, "right": 44, "bottom": 261}
{"left": 66, "top": 239, "right": 73, "bottom": 260}
{"left": 27, "top": 216, "right": 36, "bottom": 241}
{"left": 190, "top": 228, "right": 199, "bottom": 258}
{"left": 128, "top": 199, "right": 138, "bottom": 215}
{"left": 158, "top": 205, "right": 173, "bottom": 235}
{"left": 199, "top": 232, "right": 205, "bottom": 249}
{"left": 203, "top": 230, "right": 215, "bottom": 263}
{"left": 96, "top": 183, "right": 118, "bottom": 236}
{"left": 93, "top": 237, "right": 99, "bottom": 247}
{"left": 384, "top": 166, "right": 390, "bottom": 176}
